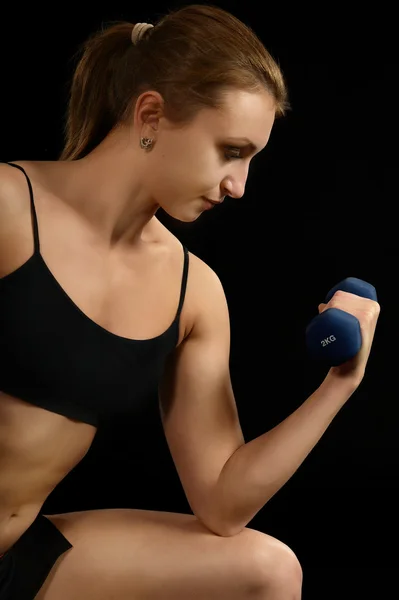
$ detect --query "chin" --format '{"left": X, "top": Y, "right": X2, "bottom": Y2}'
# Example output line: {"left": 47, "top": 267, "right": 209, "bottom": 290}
{"left": 163, "top": 207, "right": 204, "bottom": 223}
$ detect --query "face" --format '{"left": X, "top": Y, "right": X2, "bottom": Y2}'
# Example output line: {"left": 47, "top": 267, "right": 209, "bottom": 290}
{"left": 141, "top": 88, "right": 276, "bottom": 222}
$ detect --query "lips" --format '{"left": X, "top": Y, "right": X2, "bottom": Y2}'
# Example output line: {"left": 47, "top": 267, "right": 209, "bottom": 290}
{"left": 203, "top": 197, "right": 223, "bottom": 205}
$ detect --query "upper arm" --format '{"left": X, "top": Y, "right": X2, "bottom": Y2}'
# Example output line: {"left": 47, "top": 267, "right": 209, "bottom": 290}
{"left": 158, "top": 255, "right": 245, "bottom": 530}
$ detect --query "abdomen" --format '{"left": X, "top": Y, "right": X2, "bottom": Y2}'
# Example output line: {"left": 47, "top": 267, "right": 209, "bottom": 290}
{"left": 0, "top": 391, "right": 97, "bottom": 553}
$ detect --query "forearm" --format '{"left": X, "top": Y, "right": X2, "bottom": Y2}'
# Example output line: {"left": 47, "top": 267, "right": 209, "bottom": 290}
{"left": 209, "top": 373, "right": 358, "bottom": 536}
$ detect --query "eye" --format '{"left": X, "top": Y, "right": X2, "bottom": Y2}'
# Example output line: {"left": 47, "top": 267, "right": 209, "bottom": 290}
{"left": 224, "top": 146, "right": 242, "bottom": 161}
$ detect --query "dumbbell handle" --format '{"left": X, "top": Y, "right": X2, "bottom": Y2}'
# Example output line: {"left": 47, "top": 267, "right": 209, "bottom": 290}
{"left": 324, "top": 278, "right": 377, "bottom": 303}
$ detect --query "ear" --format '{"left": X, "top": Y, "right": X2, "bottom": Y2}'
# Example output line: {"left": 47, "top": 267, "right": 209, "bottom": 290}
{"left": 134, "top": 90, "right": 165, "bottom": 135}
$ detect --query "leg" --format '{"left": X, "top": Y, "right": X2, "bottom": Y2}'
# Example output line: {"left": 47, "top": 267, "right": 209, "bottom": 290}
{"left": 35, "top": 508, "right": 303, "bottom": 600}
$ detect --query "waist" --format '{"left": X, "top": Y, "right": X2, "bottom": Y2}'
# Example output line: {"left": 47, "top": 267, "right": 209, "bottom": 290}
{"left": 0, "top": 504, "right": 43, "bottom": 555}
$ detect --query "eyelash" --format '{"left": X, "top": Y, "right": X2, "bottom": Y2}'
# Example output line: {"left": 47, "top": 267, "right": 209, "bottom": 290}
{"left": 224, "top": 147, "right": 242, "bottom": 161}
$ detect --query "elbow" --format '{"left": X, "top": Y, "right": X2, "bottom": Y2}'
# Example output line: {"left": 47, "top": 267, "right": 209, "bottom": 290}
{"left": 196, "top": 511, "right": 246, "bottom": 538}
{"left": 216, "top": 523, "right": 246, "bottom": 537}
{"left": 192, "top": 492, "right": 248, "bottom": 537}
{"left": 204, "top": 521, "right": 245, "bottom": 538}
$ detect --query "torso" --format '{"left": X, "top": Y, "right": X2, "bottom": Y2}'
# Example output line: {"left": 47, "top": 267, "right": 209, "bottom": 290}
{"left": 0, "top": 160, "right": 196, "bottom": 554}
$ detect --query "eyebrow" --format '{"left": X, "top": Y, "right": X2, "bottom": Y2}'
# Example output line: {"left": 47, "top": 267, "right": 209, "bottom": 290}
{"left": 226, "top": 137, "right": 258, "bottom": 152}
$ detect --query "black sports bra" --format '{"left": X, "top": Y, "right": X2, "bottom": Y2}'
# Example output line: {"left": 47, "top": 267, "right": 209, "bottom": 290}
{"left": 0, "top": 163, "right": 189, "bottom": 427}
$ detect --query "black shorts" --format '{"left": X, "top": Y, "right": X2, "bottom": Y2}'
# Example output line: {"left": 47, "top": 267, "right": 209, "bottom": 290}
{"left": 0, "top": 513, "right": 73, "bottom": 599}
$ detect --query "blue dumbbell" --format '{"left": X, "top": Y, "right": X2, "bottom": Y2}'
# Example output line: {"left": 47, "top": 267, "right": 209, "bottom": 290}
{"left": 305, "top": 277, "right": 378, "bottom": 366}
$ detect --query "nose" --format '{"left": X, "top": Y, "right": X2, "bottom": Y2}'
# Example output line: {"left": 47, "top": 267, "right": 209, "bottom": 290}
{"left": 222, "top": 164, "right": 249, "bottom": 199}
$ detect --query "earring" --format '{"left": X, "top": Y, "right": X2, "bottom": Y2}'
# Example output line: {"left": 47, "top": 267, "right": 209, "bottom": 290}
{"left": 140, "top": 137, "right": 154, "bottom": 150}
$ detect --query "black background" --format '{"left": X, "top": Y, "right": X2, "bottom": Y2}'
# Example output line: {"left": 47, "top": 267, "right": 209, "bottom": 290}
{"left": 1, "top": 1, "right": 397, "bottom": 598}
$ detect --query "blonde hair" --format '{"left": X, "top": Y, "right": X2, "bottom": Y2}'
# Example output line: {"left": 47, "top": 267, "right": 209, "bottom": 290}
{"left": 60, "top": 4, "right": 290, "bottom": 161}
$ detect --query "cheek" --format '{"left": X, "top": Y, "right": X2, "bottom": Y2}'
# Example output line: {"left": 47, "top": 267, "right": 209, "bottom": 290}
{"left": 145, "top": 157, "right": 188, "bottom": 203}
{"left": 148, "top": 138, "right": 221, "bottom": 201}
{"left": 152, "top": 149, "right": 206, "bottom": 190}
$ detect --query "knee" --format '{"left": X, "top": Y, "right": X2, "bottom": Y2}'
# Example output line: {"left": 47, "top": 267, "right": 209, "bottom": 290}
{"left": 236, "top": 529, "right": 303, "bottom": 596}
{"left": 268, "top": 539, "right": 303, "bottom": 588}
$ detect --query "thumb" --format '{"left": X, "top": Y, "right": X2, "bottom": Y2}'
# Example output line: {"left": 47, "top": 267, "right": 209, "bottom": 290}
{"left": 318, "top": 302, "right": 327, "bottom": 314}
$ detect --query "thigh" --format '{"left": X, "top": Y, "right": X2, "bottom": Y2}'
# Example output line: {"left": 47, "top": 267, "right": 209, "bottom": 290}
{"left": 35, "top": 508, "right": 301, "bottom": 600}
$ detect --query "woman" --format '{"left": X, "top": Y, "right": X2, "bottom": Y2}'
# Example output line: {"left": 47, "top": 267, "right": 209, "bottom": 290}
{"left": 0, "top": 4, "right": 379, "bottom": 599}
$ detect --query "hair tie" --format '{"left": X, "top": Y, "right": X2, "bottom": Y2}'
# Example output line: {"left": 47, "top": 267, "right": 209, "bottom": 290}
{"left": 131, "top": 22, "right": 154, "bottom": 45}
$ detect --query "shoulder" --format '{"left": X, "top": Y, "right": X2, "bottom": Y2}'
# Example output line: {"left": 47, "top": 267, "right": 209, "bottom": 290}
{"left": 187, "top": 252, "right": 229, "bottom": 334}
{"left": 161, "top": 225, "right": 226, "bottom": 302}
{"left": 0, "top": 162, "right": 32, "bottom": 217}
{"left": 187, "top": 251, "right": 226, "bottom": 301}
{"left": 177, "top": 244, "right": 229, "bottom": 340}
{"left": 0, "top": 161, "right": 40, "bottom": 277}
{"left": 153, "top": 220, "right": 229, "bottom": 340}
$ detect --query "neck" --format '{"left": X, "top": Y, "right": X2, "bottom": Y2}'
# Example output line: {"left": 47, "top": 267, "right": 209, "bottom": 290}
{"left": 58, "top": 128, "right": 159, "bottom": 248}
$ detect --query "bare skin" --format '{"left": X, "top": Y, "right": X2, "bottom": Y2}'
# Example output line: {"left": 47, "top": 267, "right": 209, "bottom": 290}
{"left": 0, "top": 161, "right": 302, "bottom": 599}
{"left": 37, "top": 510, "right": 303, "bottom": 600}
{"left": 1, "top": 89, "right": 303, "bottom": 598}
{"left": 0, "top": 160, "right": 192, "bottom": 555}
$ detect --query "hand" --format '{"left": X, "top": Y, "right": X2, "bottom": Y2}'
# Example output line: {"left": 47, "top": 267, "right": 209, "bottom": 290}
{"left": 318, "top": 290, "right": 381, "bottom": 386}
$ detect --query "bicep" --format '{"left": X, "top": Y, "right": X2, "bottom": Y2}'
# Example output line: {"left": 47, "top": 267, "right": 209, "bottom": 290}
{"left": 159, "top": 262, "right": 245, "bottom": 524}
